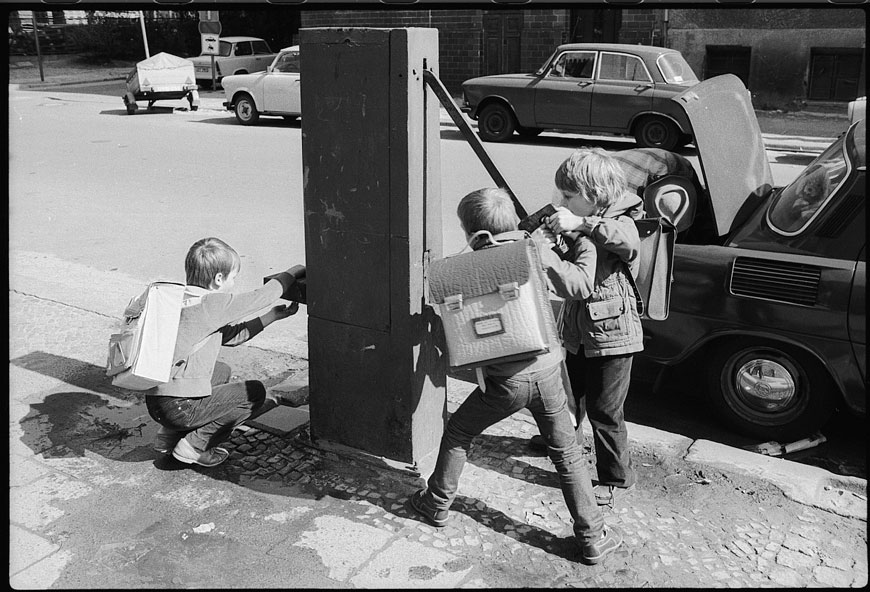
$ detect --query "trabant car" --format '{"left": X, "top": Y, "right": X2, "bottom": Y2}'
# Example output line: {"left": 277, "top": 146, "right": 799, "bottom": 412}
{"left": 461, "top": 43, "right": 700, "bottom": 150}
{"left": 222, "top": 45, "right": 300, "bottom": 125}
{"left": 638, "top": 74, "right": 865, "bottom": 441}
{"left": 190, "top": 36, "right": 277, "bottom": 88}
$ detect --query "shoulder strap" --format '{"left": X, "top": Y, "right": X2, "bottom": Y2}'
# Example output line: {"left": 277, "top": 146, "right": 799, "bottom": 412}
{"left": 623, "top": 261, "right": 645, "bottom": 318}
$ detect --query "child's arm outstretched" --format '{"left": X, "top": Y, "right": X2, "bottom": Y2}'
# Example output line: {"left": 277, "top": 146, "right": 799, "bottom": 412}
{"left": 533, "top": 228, "right": 597, "bottom": 301}
{"left": 219, "top": 302, "right": 299, "bottom": 346}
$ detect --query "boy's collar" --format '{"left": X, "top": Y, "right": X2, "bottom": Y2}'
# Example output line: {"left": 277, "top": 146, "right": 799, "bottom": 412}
{"left": 185, "top": 285, "right": 211, "bottom": 296}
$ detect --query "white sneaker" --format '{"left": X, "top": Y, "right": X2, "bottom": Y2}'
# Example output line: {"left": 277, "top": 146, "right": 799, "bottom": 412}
{"left": 171, "top": 437, "right": 229, "bottom": 467}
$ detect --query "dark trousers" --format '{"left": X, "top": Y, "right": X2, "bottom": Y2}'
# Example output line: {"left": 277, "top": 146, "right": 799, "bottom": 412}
{"left": 145, "top": 362, "right": 267, "bottom": 452}
{"left": 425, "top": 363, "right": 604, "bottom": 543}
{"left": 566, "top": 351, "right": 636, "bottom": 489}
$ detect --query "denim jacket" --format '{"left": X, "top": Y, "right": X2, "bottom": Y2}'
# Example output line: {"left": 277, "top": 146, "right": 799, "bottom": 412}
{"left": 558, "top": 192, "right": 645, "bottom": 358}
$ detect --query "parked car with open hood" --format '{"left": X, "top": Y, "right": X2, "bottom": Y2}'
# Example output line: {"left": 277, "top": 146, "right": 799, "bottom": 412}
{"left": 461, "top": 43, "right": 700, "bottom": 150}
{"left": 222, "top": 45, "right": 301, "bottom": 125}
{"left": 634, "top": 74, "right": 865, "bottom": 441}
{"left": 189, "top": 36, "right": 277, "bottom": 88}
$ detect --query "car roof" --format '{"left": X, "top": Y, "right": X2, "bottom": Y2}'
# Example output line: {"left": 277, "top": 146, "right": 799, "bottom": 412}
{"left": 219, "top": 36, "right": 266, "bottom": 43}
{"left": 555, "top": 43, "right": 679, "bottom": 57}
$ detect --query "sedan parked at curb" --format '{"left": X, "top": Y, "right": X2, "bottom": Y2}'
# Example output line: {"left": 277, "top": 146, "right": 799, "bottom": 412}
{"left": 634, "top": 74, "right": 865, "bottom": 441}
{"left": 190, "top": 36, "right": 277, "bottom": 89}
{"left": 461, "top": 43, "right": 700, "bottom": 150}
{"left": 222, "top": 45, "right": 301, "bottom": 125}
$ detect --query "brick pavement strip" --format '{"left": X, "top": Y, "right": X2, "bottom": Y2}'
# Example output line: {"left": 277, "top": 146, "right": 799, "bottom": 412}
{"left": 8, "top": 270, "right": 868, "bottom": 587}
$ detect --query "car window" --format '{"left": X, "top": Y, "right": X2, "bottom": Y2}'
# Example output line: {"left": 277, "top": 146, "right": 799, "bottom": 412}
{"left": 218, "top": 41, "right": 232, "bottom": 57}
{"left": 598, "top": 53, "right": 651, "bottom": 82}
{"left": 234, "top": 42, "right": 253, "bottom": 57}
{"left": 252, "top": 40, "right": 272, "bottom": 55}
{"left": 548, "top": 51, "right": 596, "bottom": 79}
{"left": 657, "top": 53, "right": 700, "bottom": 85}
{"left": 768, "top": 138, "right": 850, "bottom": 235}
{"left": 274, "top": 51, "right": 300, "bottom": 73}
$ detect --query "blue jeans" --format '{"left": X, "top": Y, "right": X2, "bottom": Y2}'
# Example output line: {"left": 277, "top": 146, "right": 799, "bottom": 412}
{"left": 425, "top": 363, "right": 604, "bottom": 542}
{"left": 145, "top": 362, "right": 267, "bottom": 452}
{"left": 567, "top": 352, "right": 636, "bottom": 488}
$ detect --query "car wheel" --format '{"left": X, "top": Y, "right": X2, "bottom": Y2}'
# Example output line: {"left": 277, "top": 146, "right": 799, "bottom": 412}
{"left": 634, "top": 116, "right": 680, "bottom": 151}
{"left": 234, "top": 94, "right": 260, "bottom": 125}
{"left": 705, "top": 341, "right": 837, "bottom": 441}
{"left": 478, "top": 103, "right": 516, "bottom": 142}
{"left": 516, "top": 125, "right": 543, "bottom": 138}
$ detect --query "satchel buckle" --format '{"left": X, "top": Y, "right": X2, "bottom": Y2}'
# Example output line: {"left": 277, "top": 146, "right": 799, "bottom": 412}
{"left": 498, "top": 282, "right": 520, "bottom": 301}
{"left": 444, "top": 294, "right": 463, "bottom": 311}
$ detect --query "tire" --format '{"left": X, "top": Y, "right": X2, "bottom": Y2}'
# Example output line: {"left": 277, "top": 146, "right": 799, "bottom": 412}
{"left": 123, "top": 92, "right": 138, "bottom": 115}
{"left": 477, "top": 103, "right": 516, "bottom": 142}
{"left": 705, "top": 341, "right": 837, "bottom": 441}
{"left": 234, "top": 94, "right": 260, "bottom": 126}
{"left": 516, "top": 125, "right": 543, "bottom": 138}
{"left": 634, "top": 116, "right": 680, "bottom": 151}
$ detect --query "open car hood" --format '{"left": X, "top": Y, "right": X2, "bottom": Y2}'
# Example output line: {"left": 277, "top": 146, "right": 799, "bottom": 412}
{"left": 672, "top": 74, "right": 774, "bottom": 236}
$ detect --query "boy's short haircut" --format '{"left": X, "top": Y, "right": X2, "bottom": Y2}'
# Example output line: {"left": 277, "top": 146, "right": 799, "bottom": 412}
{"left": 185, "top": 237, "right": 241, "bottom": 288}
{"left": 554, "top": 147, "right": 628, "bottom": 210}
{"left": 457, "top": 188, "right": 520, "bottom": 235}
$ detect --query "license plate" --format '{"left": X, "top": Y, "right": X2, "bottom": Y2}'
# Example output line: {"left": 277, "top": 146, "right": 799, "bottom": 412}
{"left": 196, "top": 66, "right": 209, "bottom": 73}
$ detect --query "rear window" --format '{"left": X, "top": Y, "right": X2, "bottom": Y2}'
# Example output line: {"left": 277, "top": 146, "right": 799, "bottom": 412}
{"left": 657, "top": 54, "right": 699, "bottom": 85}
{"left": 767, "top": 138, "right": 850, "bottom": 235}
{"left": 218, "top": 41, "right": 232, "bottom": 57}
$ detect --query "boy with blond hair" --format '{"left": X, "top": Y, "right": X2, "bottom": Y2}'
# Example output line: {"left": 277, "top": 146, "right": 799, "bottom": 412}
{"left": 409, "top": 188, "right": 624, "bottom": 565}
{"left": 534, "top": 147, "right": 645, "bottom": 509}
{"left": 145, "top": 237, "right": 305, "bottom": 467}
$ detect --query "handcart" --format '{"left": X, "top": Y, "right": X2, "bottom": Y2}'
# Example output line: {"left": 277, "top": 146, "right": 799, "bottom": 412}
{"left": 122, "top": 52, "right": 200, "bottom": 115}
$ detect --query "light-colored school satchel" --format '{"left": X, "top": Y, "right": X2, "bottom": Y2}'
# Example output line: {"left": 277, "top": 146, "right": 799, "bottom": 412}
{"left": 626, "top": 218, "right": 676, "bottom": 321}
{"left": 106, "top": 282, "right": 206, "bottom": 390}
{"left": 428, "top": 230, "right": 559, "bottom": 372}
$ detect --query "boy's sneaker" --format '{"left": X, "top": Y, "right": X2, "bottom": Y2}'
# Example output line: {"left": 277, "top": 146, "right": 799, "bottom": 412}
{"left": 407, "top": 489, "right": 449, "bottom": 528}
{"left": 579, "top": 525, "right": 623, "bottom": 565}
{"left": 153, "top": 426, "right": 184, "bottom": 455}
{"left": 171, "top": 437, "right": 229, "bottom": 467}
{"left": 593, "top": 483, "right": 635, "bottom": 509}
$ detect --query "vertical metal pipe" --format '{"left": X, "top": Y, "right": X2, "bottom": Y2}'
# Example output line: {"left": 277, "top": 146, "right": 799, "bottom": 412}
{"left": 139, "top": 11, "right": 150, "bottom": 58}
{"left": 31, "top": 13, "right": 44, "bottom": 82}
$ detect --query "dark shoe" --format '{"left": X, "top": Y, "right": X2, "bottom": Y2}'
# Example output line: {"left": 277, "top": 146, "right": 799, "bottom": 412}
{"left": 408, "top": 489, "right": 449, "bottom": 528}
{"left": 154, "top": 426, "right": 184, "bottom": 455}
{"left": 172, "top": 437, "right": 229, "bottom": 467}
{"left": 270, "top": 387, "right": 310, "bottom": 408}
{"left": 579, "top": 525, "right": 623, "bottom": 565}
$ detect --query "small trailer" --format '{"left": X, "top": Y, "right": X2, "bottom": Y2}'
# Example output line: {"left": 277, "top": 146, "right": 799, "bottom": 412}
{"left": 123, "top": 52, "right": 200, "bottom": 115}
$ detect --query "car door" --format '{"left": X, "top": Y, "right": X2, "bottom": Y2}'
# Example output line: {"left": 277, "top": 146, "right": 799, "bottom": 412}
{"left": 849, "top": 244, "right": 866, "bottom": 386}
{"left": 231, "top": 41, "right": 253, "bottom": 73}
{"left": 262, "top": 51, "right": 301, "bottom": 114}
{"left": 533, "top": 50, "right": 596, "bottom": 128}
{"left": 590, "top": 51, "right": 655, "bottom": 132}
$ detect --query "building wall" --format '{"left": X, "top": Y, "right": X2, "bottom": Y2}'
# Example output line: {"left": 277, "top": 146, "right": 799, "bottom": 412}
{"left": 300, "top": 9, "right": 570, "bottom": 93}
{"left": 668, "top": 8, "right": 866, "bottom": 106}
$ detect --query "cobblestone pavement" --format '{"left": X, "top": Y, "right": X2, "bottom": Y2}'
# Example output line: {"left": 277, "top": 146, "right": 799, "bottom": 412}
{"left": 9, "top": 286, "right": 869, "bottom": 588}
{"left": 217, "top": 400, "right": 868, "bottom": 588}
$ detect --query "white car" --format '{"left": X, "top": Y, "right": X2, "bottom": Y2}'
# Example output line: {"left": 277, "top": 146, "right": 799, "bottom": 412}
{"left": 221, "top": 45, "right": 301, "bottom": 125}
{"left": 189, "top": 36, "right": 277, "bottom": 88}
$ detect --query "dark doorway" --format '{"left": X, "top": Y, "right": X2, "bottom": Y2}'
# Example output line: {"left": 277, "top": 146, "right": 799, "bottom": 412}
{"left": 482, "top": 11, "right": 522, "bottom": 75}
{"left": 706, "top": 45, "right": 752, "bottom": 88}
{"left": 808, "top": 48, "right": 864, "bottom": 101}
{"left": 568, "top": 8, "right": 621, "bottom": 43}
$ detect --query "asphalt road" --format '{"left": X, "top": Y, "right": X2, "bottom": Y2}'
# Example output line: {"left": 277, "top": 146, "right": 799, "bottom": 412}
{"left": 9, "top": 82, "right": 864, "bottom": 481}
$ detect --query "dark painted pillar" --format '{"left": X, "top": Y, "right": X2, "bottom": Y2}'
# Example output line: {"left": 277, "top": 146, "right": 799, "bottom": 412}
{"left": 300, "top": 28, "right": 446, "bottom": 472}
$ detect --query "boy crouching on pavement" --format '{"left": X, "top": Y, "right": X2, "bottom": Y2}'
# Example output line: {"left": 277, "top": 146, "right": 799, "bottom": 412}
{"left": 145, "top": 237, "right": 307, "bottom": 468}
{"left": 408, "top": 188, "right": 623, "bottom": 565}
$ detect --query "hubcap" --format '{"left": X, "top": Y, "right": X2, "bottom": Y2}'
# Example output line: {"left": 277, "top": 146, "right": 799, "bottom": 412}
{"left": 733, "top": 358, "right": 796, "bottom": 413}
{"left": 239, "top": 103, "right": 251, "bottom": 119}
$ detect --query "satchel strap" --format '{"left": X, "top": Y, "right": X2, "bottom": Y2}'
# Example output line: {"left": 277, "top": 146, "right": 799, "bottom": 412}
{"left": 622, "top": 261, "right": 645, "bottom": 318}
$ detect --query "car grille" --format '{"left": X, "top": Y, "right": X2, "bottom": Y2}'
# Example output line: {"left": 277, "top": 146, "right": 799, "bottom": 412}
{"left": 729, "top": 257, "right": 821, "bottom": 307}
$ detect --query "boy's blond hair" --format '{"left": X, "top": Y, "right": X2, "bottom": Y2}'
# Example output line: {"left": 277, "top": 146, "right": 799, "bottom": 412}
{"left": 554, "top": 147, "right": 627, "bottom": 210}
{"left": 185, "top": 237, "right": 241, "bottom": 289}
{"left": 457, "top": 188, "right": 519, "bottom": 236}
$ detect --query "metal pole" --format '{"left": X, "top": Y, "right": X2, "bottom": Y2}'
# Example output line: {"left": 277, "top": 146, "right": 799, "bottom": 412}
{"left": 31, "top": 13, "right": 44, "bottom": 82}
{"left": 139, "top": 11, "right": 150, "bottom": 58}
{"left": 211, "top": 56, "right": 216, "bottom": 89}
